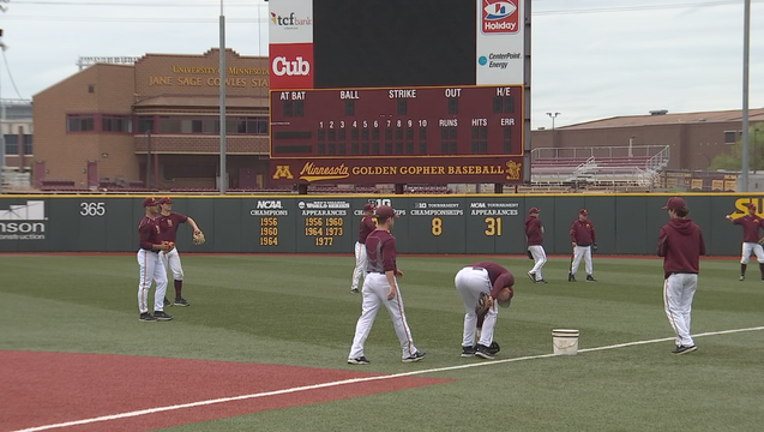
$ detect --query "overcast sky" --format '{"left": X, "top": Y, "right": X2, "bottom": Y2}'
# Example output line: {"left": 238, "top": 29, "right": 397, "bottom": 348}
{"left": 1, "top": 0, "right": 762, "bottom": 128}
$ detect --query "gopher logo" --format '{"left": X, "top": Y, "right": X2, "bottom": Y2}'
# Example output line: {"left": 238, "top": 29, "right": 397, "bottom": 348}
{"left": 505, "top": 161, "right": 522, "bottom": 180}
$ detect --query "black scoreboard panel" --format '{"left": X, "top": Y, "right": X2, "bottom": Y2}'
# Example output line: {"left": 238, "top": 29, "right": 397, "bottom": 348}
{"left": 270, "top": 86, "right": 523, "bottom": 158}
{"left": 313, "top": 0, "right": 476, "bottom": 88}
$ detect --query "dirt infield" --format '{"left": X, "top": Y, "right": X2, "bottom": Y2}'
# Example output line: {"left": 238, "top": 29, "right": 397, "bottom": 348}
{"left": 0, "top": 351, "right": 450, "bottom": 432}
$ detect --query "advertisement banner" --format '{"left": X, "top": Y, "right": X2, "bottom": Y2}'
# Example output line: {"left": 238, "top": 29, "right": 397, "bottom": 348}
{"left": 268, "top": 0, "right": 314, "bottom": 45}
{"left": 476, "top": 0, "right": 525, "bottom": 85}
{"left": 270, "top": 42, "right": 314, "bottom": 90}
{"left": 269, "top": 156, "right": 525, "bottom": 184}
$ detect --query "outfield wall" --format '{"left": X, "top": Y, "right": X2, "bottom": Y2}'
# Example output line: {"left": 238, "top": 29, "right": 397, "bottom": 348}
{"left": 0, "top": 194, "right": 760, "bottom": 255}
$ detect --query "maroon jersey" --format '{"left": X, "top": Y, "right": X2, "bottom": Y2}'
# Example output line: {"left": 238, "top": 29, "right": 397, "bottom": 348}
{"left": 138, "top": 216, "right": 161, "bottom": 251}
{"left": 366, "top": 229, "right": 397, "bottom": 273}
{"left": 358, "top": 216, "right": 376, "bottom": 244}
{"left": 570, "top": 220, "right": 596, "bottom": 246}
{"left": 657, "top": 218, "right": 706, "bottom": 279}
{"left": 472, "top": 261, "right": 515, "bottom": 299}
{"left": 157, "top": 212, "right": 188, "bottom": 243}
{"left": 733, "top": 214, "right": 763, "bottom": 243}
{"left": 525, "top": 216, "right": 543, "bottom": 246}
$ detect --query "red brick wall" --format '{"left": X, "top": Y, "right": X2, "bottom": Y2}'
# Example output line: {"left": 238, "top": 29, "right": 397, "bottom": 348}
{"left": 134, "top": 135, "right": 268, "bottom": 154}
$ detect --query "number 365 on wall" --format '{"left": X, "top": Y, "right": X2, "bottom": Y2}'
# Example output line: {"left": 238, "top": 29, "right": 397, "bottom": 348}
{"left": 80, "top": 202, "right": 106, "bottom": 217}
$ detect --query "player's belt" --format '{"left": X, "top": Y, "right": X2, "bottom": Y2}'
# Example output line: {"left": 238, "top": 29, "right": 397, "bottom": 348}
{"left": 465, "top": 266, "right": 485, "bottom": 271}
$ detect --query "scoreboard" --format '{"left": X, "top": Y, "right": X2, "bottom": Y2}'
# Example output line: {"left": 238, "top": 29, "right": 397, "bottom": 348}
{"left": 268, "top": 0, "right": 530, "bottom": 185}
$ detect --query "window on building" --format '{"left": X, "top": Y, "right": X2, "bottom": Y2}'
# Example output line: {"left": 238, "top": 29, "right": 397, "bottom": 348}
{"left": 247, "top": 118, "right": 268, "bottom": 134}
{"left": 4, "top": 135, "right": 18, "bottom": 154}
{"left": 102, "top": 115, "right": 132, "bottom": 133}
{"left": 67, "top": 115, "right": 95, "bottom": 132}
{"left": 159, "top": 117, "right": 182, "bottom": 133}
{"left": 203, "top": 119, "right": 219, "bottom": 133}
{"left": 724, "top": 131, "right": 737, "bottom": 144}
{"left": 23, "top": 135, "right": 33, "bottom": 155}
{"left": 137, "top": 116, "right": 154, "bottom": 134}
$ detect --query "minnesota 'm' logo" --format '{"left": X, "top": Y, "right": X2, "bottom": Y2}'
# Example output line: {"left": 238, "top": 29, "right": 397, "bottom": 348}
{"left": 167, "top": 219, "right": 173, "bottom": 227}
{"left": 505, "top": 161, "right": 522, "bottom": 180}
{"left": 272, "top": 165, "right": 294, "bottom": 180}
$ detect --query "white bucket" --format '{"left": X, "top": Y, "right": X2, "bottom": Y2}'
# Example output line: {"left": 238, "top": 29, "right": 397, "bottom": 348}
{"left": 552, "top": 329, "right": 580, "bottom": 355}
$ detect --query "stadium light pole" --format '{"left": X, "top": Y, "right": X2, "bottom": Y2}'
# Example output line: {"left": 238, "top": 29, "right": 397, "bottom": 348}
{"left": 219, "top": 0, "right": 227, "bottom": 194}
{"left": 741, "top": 0, "right": 751, "bottom": 192}
{"left": 546, "top": 112, "right": 560, "bottom": 130}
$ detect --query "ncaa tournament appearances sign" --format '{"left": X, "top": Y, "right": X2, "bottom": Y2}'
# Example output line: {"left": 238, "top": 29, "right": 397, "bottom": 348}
{"left": 477, "top": 0, "right": 525, "bottom": 85}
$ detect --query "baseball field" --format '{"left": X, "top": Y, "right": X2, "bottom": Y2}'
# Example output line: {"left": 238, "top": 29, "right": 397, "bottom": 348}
{"left": 2, "top": 254, "right": 763, "bottom": 431}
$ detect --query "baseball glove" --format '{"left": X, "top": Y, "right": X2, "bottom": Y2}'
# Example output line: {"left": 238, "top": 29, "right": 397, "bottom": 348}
{"left": 758, "top": 237, "right": 764, "bottom": 245}
{"left": 475, "top": 292, "right": 492, "bottom": 318}
{"left": 192, "top": 231, "right": 206, "bottom": 245}
{"left": 527, "top": 250, "right": 534, "bottom": 260}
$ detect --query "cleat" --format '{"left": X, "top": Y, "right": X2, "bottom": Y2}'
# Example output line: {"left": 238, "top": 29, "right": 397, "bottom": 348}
{"left": 527, "top": 272, "right": 536, "bottom": 283}
{"left": 671, "top": 345, "right": 698, "bottom": 355}
{"left": 489, "top": 341, "right": 501, "bottom": 354}
{"left": 402, "top": 351, "right": 427, "bottom": 363}
{"left": 350, "top": 288, "right": 360, "bottom": 294}
{"left": 740, "top": 276, "right": 745, "bottom": 281}
{"left": 461, "top": 345, "right": 477, "bottom": 358}
{"left": 475, "top": 344, "right": 497, "bottom": 360}
{"left": 347, "top": 356, "right": 370, "bottom": 365}
{"left": 139, "top": 312, "right": 156, "bottom": 322}
{"left": 153, "top": 311, "right": 174, "bottom": 321}
{"left": 173, "top": 298, "right": 190, "bottom": 307}
{"left": 537, "top": 279, "right": 548, "bottom": 284}
{"left": 164, "top": 297, "right": 172, "bottom": 307}
{"left": 586, "top": 275, "right": 597, "bottom": 282}
{"left": 568, "top": 273, "right": 576, "bottom": 282}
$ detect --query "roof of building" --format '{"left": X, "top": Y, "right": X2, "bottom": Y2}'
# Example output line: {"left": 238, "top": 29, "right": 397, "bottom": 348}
{"left": 560, "top": 107, "right": 764, "bottom": 130}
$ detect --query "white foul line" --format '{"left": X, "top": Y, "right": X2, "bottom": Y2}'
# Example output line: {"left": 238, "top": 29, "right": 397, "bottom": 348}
{"left": 13, "top": 325, "right": 764, "bottom": 432}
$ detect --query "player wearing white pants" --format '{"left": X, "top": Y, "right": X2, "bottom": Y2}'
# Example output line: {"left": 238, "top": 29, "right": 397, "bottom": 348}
{"left": 160, "top": 247, "right": 184, "bottom": 286}
{"left": 740, "top": 242, "right": 764, "bottom": 264}
{"left": 524, "top": 207, "right": 547, "bottom": 283}
{"left": 157, "top": 198, "right": 201, "bottom": 306}
{"left": 351, "top": 203, "right": 376, "bottom": 293}
{"left": 571, "top": 245, "right": 593, "bottom": 276}
{"left": 528, "top": 246, "right": 547, "bottom": 282}
{"left": 455, "top": 267, "right": 497, "bottom": 349}
{"left": 726, "top": 203, "right": 764, "bottom": 281}
{"left": 137, "top": 249, "right": 169, "bottom": 315}
{"left": 657, "top": 197, "right": 705, "bottom": 355}
{"left": 569, "top": 209, "right": 597, "bottom": 282}
{"left": 663, "top": 273, "right": 698, "bottom": 348}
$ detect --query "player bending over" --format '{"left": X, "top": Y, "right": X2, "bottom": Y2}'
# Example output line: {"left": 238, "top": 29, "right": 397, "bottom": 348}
{"left": 455, "top": 262, "right": 514, "bottom": 360}
{"left": 725, "top": 203, "right": 764, "bottom": 281}
{"left": 348, "top": 205, "right": 426, "bottom": 365}
{"left": 157, "top": 198, "right": 203, "bottom": 307}
{"left": 137, "top": 198, "right": 173, "bottom": 322}
{"left": 657, "top": 197, "right": 705, "bottom": 355}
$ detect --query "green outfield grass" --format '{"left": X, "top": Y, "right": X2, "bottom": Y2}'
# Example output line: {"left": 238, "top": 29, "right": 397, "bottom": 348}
{"left": 1, "top": 254, "right": 763, "bottom": 431}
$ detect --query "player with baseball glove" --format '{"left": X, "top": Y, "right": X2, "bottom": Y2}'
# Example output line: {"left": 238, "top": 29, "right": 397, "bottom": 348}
{"left": 455, "top": 262, "right": 514, "bottom": 360}
{"left": 726, "top": 202, "right": 764, "bottom": 281}
{"left": 157, "top": 198, "right": 204, "bottom": 307}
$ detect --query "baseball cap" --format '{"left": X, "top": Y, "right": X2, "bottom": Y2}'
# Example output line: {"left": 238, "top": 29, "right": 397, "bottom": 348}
{"left": 159, "top": 197, "right": 172, "bottom": 204}
{"left": 142, "top": 197, "right": 158, "bottom": 207}
{"left": 662, "top": 197, "right": 686, "bottom": 210}
{"left": 746, "top": 202, "right": 757, "bottom": 211}
{"left": 528, "top": 207, "right": 540, "bottom": 214}
{"left": 375, "top": 205, "right": 397, "bottom": 219}
{"left": 579, "top": 209, "right": 588, "bottom": 216}
{"left": 362, "top": 203, "right": 376, "bottom": 211}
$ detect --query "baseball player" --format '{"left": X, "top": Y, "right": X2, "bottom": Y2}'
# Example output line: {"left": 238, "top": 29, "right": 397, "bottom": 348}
{"left": 156, "top": 198, "right": 202, "bottom": 307}
{"left": 455, "top": 262, "right": 514, "bottom": 359}
{"left": 348, "top": 205, "right": 426, "bottom": 365}
{"left": 351, "top": 203, "right": 376, "bottom": 294}
{"left": 137, "top": 197, "right": 173, "bottom": 322}
{"left": 569, "top": 209, "right": 597, "bottom": 282}
{"left": 657, "top": 197, "right": 705, "bottom": 355}
{"left": 525, "top": 207, "right": 547, "bottom": 283}
{"left": 725, "top": 203, "right": 764, "bottom": 281}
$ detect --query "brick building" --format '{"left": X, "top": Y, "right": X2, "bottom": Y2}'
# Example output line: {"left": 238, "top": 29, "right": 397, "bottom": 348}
{"left": 2, "top": 99, "right": 33, "bottom": 170}
{"left": 33, "top": 49, "right": 269, "bottom": 190}
{"left": 533, "top": 108, "right": 764, "bottom": 171}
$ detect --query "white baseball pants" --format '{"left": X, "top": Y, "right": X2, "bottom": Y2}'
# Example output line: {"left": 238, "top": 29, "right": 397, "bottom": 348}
{"left": 528, "top": 245, "right": 547, "bottom": 281}
{"left": 740, "top": 242, "right": 764, "bottom": 264}
{"left": 571, "top": 245, "right": 593, "bottom": 276}
{"left": 349, "top": 273, "right": 418, "bottom": 360}
{"left": 455, "top": 267, "right": 498, "bottom": 347}
{"left": 160, "top": 247, "right": 184, "bottom": 281}
{"left": 351, "top": 241, "right": 367, "bottom": 291}
{"left": 663, "top": 273, "right": 698, "bottom": 347}
{"left": 137, "top": 249, "right": 168, "bottom": 314}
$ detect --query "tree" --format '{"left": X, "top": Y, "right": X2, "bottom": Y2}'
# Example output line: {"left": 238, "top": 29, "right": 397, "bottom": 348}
{"left": 710, "top": 123, "right": 764, "bottom": 171}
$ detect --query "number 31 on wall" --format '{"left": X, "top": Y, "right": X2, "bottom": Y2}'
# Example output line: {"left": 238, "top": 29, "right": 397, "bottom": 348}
{"left": 485, "top": 217, "right": 502, "bottom": 236}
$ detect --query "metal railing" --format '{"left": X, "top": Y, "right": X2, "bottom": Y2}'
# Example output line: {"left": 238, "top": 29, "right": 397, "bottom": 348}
{"left": 531, "top": 145, "right": 670, "bottom": 161}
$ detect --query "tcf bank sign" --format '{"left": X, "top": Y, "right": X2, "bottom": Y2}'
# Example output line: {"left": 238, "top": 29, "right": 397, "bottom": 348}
{"left": 0, "top": 201, "right": 46, "bottom": 240}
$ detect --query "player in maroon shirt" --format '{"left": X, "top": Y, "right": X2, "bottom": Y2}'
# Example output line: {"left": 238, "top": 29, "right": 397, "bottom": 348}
{"left": 657, "top": 197, "right": 705, "bottom": 355}
{"left": 455, "top": 262, "right": 514, "bottom": 359}
{"left": 725, "top": 202, "right": 764, "bottom": 281}
{"left": 137, "top": 198, "right": 172, "bottom": 322}
{"left": 157, "top": 198, "right": 202, "bottom": 307}
{"left": 569, "top": 209, "right": 597, "bottom": 282}
{"left": 351, "top": 203, "right": 376, "bottom": 294}
{"left": 525, "top": 207, "right": 547, "bottom": 283}
{"left": 348, "top": 205, "right": 425, "bottom": 365}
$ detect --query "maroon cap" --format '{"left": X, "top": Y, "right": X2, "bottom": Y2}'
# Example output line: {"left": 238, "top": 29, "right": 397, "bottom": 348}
{"left": 528, "top": 207, "right": 540, "bottom": 214}
{"left": 579, "top": 209, "right": 588, "bottom": 216}
{"left": 662, "top": 197, "right": 686, "bottom": 210}
{"left": 142, "top": 197, "right": 158, "bottom": 207}
{"left": 746, "top": 202, "right": 757, "bottom": 212}
{"left": 362, "top": 203, "right": 376, "bottom": 212}
{"left": 375, "top": 205, "right": 397, "bottom": 219}
{"left": 159, "top": 197, "right": 172, "bottom": 205}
